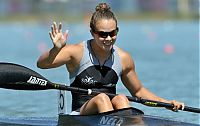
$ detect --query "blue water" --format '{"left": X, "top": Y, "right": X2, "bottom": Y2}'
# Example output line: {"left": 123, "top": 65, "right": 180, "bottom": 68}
{"left": 0, "top": 20, "right": 199, "bottom": 124}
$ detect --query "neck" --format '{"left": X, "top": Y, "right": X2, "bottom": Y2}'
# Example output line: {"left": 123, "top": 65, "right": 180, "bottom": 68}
{"left": 90, "top": 40, "right": 112, "bottom": 66}
{"left": 91, "top": 40, "right": 111, "bottom": 60}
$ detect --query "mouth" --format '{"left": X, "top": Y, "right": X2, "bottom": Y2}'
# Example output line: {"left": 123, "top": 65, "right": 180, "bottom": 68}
{"left": 103, "top": 41, "right": 112, "bottom": 46}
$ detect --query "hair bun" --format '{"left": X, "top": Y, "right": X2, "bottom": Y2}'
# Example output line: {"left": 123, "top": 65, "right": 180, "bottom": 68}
{"left": 95, "top": 3, "right": 111, "bottom": 12}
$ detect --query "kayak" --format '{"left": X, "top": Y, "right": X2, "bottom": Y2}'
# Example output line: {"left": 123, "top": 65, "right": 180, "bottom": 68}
{"left": 0, "top": 108, "right": 198, "bottom": 126}
{"left": 58, "top": 107, "right": 199, "bottom": 126}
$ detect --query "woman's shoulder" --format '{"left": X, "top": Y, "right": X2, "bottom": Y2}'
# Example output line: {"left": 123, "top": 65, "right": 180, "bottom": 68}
{"left": 115, "top": 47, "right": 132, "bottom": 60}
{"left": 116, "top": 47, "right": 135, "bottom": 70}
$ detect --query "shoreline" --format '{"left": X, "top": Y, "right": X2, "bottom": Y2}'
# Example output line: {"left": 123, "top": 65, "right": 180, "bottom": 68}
{"left": 0, "top": 12, "right": 198, "bottom": 23}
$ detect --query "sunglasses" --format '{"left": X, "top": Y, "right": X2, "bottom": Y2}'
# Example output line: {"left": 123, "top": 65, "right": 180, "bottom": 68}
{"left": 93, "top": 27, "right": 119, "bottom": 38}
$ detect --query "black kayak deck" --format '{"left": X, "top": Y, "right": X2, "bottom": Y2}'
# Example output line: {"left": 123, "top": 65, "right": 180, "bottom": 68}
{"left": 0, "top": 108, "right": 199, "bottom": 126}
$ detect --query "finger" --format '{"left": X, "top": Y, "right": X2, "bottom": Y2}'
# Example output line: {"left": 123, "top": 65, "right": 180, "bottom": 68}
{"left": 173, "top": 101, "right": 184, "bottom": 110}
{"left": 172, "top": 106, "right": 178, "bottom": 112}
{"left": 63, "top": 30, "right": 69, "bottom": 41}
{"left": 49, "top": 31, "right": 53, "bottom": 41}
{"left": 53, "top": 22, "right": 58, "bottom": 34}
{"left": 51, "top": 25, "right": 55, "bottom": 38}
{"left": 171, "top": 100, "right": 178, "bottom": 111}
{"left": 173, "top": 108, "right": 178, "bottom": 112}
{"left": 58, "top": 22, "right": 62, "bottom": 33}
{"left": 181, "top": 103, "right": 185, "bottom": 110}
{"left": 173, "top": 105, "right": 178, "bottom": 110}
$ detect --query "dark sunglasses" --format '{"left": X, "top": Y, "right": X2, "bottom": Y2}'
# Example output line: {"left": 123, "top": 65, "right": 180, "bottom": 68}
{"left": 93, "top": 27, "right": 119, "bottom": 38}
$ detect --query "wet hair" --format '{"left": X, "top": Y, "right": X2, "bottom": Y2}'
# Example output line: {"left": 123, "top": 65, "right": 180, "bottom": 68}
{"left": 90, "top": 3, "right": 117, "bottom": 31}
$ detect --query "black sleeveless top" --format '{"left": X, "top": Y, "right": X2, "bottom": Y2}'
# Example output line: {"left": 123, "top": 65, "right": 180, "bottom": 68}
{"left": 69, "top": 40, "right": 122, "bottom": 111}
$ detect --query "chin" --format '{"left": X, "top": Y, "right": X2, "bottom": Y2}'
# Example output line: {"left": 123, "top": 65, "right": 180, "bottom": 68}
{"left": 103, "top": 45, "right": 113, "bottom": 51}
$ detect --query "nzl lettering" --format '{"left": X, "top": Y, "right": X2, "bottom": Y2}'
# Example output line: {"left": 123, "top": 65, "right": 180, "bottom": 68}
{"left": 99, "top": 116, "right": 123, "bottom": 126}
{"left": 27, "top": 76, "right": 47, "bottom": 86}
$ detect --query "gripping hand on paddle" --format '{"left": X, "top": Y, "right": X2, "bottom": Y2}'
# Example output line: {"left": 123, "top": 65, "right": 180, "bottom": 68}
{"left": 49, "top": 22, "right": 68, "bottom": 49}
{"left": 170, "top": 100, "right": 185, "bottom": 112}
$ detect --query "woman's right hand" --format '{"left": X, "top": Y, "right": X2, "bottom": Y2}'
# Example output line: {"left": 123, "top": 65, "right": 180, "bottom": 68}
{"left": 49, "top": 22, "right": 68, "bottom": 49}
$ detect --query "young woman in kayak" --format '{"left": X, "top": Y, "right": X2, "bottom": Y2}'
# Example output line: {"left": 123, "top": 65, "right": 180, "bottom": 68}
{"left": 37, "top": 3, "right": 184, "bottom": 115}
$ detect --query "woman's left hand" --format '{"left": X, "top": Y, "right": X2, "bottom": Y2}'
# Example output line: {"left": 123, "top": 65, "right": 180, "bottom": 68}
{"left": 169, "top": 100, "right": 185, "bottom": 112}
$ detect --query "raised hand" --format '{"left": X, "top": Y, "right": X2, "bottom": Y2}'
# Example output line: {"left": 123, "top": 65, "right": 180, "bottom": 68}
{"left": 49, "top": 22, "right": 68, "bottom": 49}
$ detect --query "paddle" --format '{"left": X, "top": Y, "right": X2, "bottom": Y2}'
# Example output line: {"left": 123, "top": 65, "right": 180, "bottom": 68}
{"left": 0, "top": 62, "right": 199, "bottom": 113}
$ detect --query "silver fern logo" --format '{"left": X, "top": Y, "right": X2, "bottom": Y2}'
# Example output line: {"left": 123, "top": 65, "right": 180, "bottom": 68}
{"left": 81, "top": 76, "right": 97, "bottom": 85}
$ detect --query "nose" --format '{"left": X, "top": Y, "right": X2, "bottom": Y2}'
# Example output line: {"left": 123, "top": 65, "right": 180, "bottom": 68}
{"left": 105, "top": 35, "right": 112, "bottom": 41}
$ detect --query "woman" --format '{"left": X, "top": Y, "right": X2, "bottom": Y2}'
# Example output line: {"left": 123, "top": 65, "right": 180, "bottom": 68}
{"left": 37, "top": 3, "right": 184, "bottom": 115}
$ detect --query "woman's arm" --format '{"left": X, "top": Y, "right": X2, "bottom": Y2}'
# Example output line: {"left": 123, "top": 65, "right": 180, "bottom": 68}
{"left": 119, "top": 49, "right": 184, "bottom": 111}
{"left": 37, "top": 22, "right": 69, "bottom": 69}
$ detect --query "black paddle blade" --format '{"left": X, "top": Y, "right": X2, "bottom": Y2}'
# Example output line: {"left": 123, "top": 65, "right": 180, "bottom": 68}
{"left": 0, "top": 62, "right": 53, "bottom": 90}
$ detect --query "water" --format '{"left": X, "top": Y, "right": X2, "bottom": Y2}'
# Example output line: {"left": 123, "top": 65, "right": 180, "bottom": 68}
{"left": 0, "top": 20, "right": 199, "bottom": 124}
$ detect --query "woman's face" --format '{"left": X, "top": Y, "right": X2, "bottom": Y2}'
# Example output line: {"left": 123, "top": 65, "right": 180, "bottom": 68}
{"left": 92, "top": 19, "right": 118, "bottom": 52}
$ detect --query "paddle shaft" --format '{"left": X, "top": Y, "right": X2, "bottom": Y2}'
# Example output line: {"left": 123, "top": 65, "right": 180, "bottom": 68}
{"left": 0, "top": 62, "right": 199, "bottom": 113}
{"left": 48, "top": 83, "right": 200, "bottom": 113}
